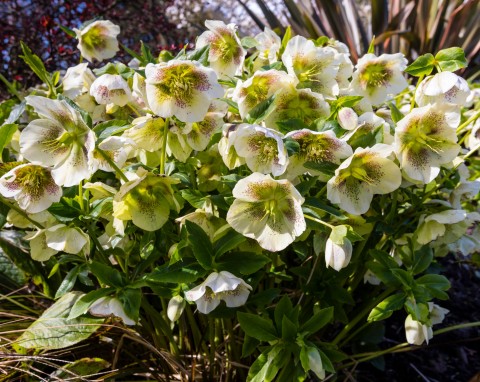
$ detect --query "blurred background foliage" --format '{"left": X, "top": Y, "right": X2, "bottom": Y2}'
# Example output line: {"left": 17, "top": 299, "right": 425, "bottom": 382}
{"left": 1, "top": 0, "right": 479, "bottom": 100}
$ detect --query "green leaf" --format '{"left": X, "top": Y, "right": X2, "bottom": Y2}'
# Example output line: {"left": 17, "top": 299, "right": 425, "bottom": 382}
{"left": 140, "top": 41, "right": 156, "bottom": 64}
{"left": 412, "top": 245, "right": 433, "bottom": 275}
{"left": 329, "top": 96, "right": 364, "bottom": 118}
{"left": 275, "top": 118, "right": 310, "bottom": 134}
{"left": 147, "top": 259, "right": 207, "bottom": 284}
{"left": 405, "top": 299, "right": 429, "bottom": 323}
{"left": 303, "top": 197, "right": 347, "bottom": 220}
{"left": 55, "top": 264, "right": 84, "bottom": 299}
{"left": 89, "top": 261, "right": 126, "bottom": 288}
{"left": 0, "top": 244, "right": 26, "bottom": 286}
{"left": 242, "top": 334, "right": 260, "bottom": 358}
{"left": 391, "top": 268, "right": 414, "bottom": 288}
{"left": 245, "top": 94, "right": 277, "bottom": 124}
{"left": 300, "top": 307, "right": 334, "bottom": 335}
{"left": 367, "top": 36, "right": 376, "bottom": 54}
{"left": 0, "top": 124, "right": 18, "bottom": 159}
{"left": 367, "top": 293, "right": 406, "bottom": 322}
{"left": 405, "top": 53, "right": 435, "bottom": 76}
{"left": 181, "top": 189, "right": 207, "bottom": 209}
{"left": 92, "top": 119, "right": 129, "bottom": 139}
{"left": 242, "top": 36, "right": 258, "bottom": 49}
{"left": 280, "top": 26, "right": 292, "bottom": 55}
{"left": 284, "top": 138, "right": 300, "bottom": 156}
{"left": 388, "top": 102, "right": 404, "bottom": 123}
{"left": 4, "top": 100, "right": 25, "bottom": 124}
{"left": 435, "top": 47, "right": 467, "bottom": 72}
{"left": 187, "top": 45, "right": 210, "bottom": 66}
{"left": 219, "top": 97, "right": 239, "bottom": 113}
{"left": 238, "top": 312, "right": 278, "bottom": 341}
{"left": 117, "top": 288, "right": 141, "bottom": 323}
{"left": 303, "top": 160, "right": 338, "bottom": 176}
{"left": 51, "top": 357, "right": 110, "bottom": 380}
{"left": 216, "top": 251, "right": 271, "bottom": 275}
{"left": 185, "top": 221, "right": 214, "bottom": 270}
{"left": 248, "top": 345, "right": 283, "bottom": 382}
{"left": 214, "top": 229, "right": 247, "bottom": 257}
{"left": 14, "top": 292, "right": 103, "bottom": 350}
{"left": 416, "top": 273, "right": 450, "bottom": 299}
{"left": 281, "top": 316, "right": 297, "bottom": 342}
{"left": 58, "top": 24, "right": 76, "bottom": 38}
{"left": 274, "top": 295, "right": 293, "bottom": 330}
{"left": 20, "top": 41, "right": 54, "bottom": 93}
{"left": 68, "top": 288, "right": 115, "bottom": 320}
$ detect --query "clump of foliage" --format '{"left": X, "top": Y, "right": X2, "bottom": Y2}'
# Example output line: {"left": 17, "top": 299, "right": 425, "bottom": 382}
{"left": 0, "top": 15, "right": 479, "bottom": 381}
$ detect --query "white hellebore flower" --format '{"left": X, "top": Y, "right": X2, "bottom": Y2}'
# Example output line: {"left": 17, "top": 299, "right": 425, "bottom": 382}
{"left": 196, "top": 20, "right": 246, "bottom": 79}
{"left": 416, "top": 209, "right": 467, "bottom": 245}
{"left": 415, "top": 71, "right": 471, "bottom": 107}
{"left": 327, "top": 144, "right": 402, "bottom": 215}
{"left": 255, "top": 27, "right": 281, "bottom": 64}
{"left": 337, "top": 107, "right": 358, "bottom": 131}
{"left": 20, "top": 96, "right": 95, "bottom": 187}
{"left": 62, "top": 63, "right": 95, "bottom": 100}
{"left": 232, "top": 69, "right": 297, "bottom": 120}
{"left": 89, "top": 296, "right": 135, "bottom": 325}
{"left": 90, "top": 74, "right": 133, "bottom": 107}
{"left": 0, "top": 164, "right": 62, "bottom": 213}
{"left": 405, "top": 314, "right": 432, "bottom": 345}
{"left": 227, "top": 173, "right": 306, "bottom": 252}
{"left": 351, "top": 53, "right": 408, "bottom": 106}
{"left": 73, "top": 20, "right": 120, "bottom": 62}
{"left": 284, "top": 129, "right": 352, "bottom": 181}
{"left": 282, "top": 35, "right": 340, "bottom": 99}
{"left": 90, "top": 136, "right": 135, "bottom": 173}
{"left": 185, "top": 271, "right": 252, "bottom": 314}
{"left": 233, "top": 124, "right": 288, "bottom": 176}
{"left": 167, "top": 295, "right": 186, "bottom": 322}
{"left": 145, "top": 60, "right": 224, "bottom": 123}
{"left": 325, "top": 226, "right": 353, "bottom": 271}
{"left": 394, "top": 103, "right": 460, "bottom": 183}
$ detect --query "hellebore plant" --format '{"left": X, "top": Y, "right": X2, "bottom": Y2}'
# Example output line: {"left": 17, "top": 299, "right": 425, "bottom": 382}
{"left": 0, "top": 18, "right": 479, "bottom": 382}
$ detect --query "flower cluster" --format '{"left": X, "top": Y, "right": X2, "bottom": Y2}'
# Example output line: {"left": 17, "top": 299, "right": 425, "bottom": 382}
{"left": 1, "top": 18, "right": 478, "bottom": 380}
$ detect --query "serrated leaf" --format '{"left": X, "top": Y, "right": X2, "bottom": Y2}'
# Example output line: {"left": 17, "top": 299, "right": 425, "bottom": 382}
{"left": 214, "top": 229, "right": 246, "bottom": 257}
{"left": 89, "top": 261, "right": 126, "bottom": 288}
{"left": 368, "top": 293, "right": 406, "bottom": 322}
{"left": 238, "top": 312, "right": 278, "bottom": 341}
{"left": 405, "top": 53, "right": 435, "bottom": 76}
{"left": 301, "top": 306, "right": 334, "bottom": 335}
{"left": 274, "top": 295, "right": 293, "bottom": 330}
{"left": 51, "top": 357, "right": 110, "bottom": 380}
{"left": 185, "top": 221, "right": 213, "bottom": 270}
{"left": 303, "top": 160, "right": 338, "bottom": 176}
{"left": 147, "top": 259, "right": 207, "bottom": 284}
{"left": 281, "top": 316, "right": 297, "bottom": 342}
{"left": 245, "top": 94, "right": 276, "bottom": 124}
{"left": 20, "top": 41, "right": 54, "bottom": 93}
{"left": 388, "top": 102, "right": 404, "bottom": 123}
{"left": 391, "top": 268, "right": 414, "bottom": 288}
{"left": 435, "top": 47, "right": 467, "bottom": 72}
{"left": 15, "top": 292, "right": 103, "bottom": 350}
{"left": 216, "top": 251, "right": 271, "bottom": 275}
{"left": 68, "top": 288, "right": 115, "bottom": 320}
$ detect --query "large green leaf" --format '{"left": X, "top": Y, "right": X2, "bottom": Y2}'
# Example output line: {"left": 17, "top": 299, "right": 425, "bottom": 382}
{"left": 238, "top": 312, "right": 278, "bottom": 341}
{"left": 14, "top": 292, "right": 103, "bottom": 350}
{"left": 216, "top": 251, "right": 271, "bottom": 275}
{"left": 50, "top": 357, "right": 110, "bottom": 380}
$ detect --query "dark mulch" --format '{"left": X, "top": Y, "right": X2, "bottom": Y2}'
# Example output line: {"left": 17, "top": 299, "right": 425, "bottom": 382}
{"left": 355, "top": 254, "right": 480, "bottom": 382}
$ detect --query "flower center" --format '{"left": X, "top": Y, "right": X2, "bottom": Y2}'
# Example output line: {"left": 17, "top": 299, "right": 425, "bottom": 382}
{"left": 158, "top": 64, "right": 207, "bottom": 105}
{"left": 360, "top": 63, "right": 392, "bottom": 90}
{"left": 82, "top": 25, "right": 106, "bottom": 50}
{"left": 14, "top": 165, "right": 50, "bottom": 197}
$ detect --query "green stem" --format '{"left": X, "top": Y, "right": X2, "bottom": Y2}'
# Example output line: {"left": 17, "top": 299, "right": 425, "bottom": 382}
{"left": 340, "top": 321, "right": 480, "bottom": 369}
{"left": 0, "top": 197, "right": 44, "bottom": 229}
{"left": 0, "top": 73, "right": 24, "bottom": 101}
{"left": 160, "top": 118, "right": 170, "bottom": 175}
{"left": 409, "top": 74, "right": 424, "bottom": 112}
{"left": 78, "top": 181, "right": 85, "bottom": 213}
{"left": 304, "top": 214, "right": 335, "bottom": 229}
{"left": 332, "top": 287, "right": 395, "bottom": 346}
{"left": 454, "top": 141, "right": 480, "bottom": 169}
{"left": 456, "top": 111, "right": 480, "bottom": 135}
{"left": 87, "top": 225, "right": 109, "bottom": 264}
{"left": 96, "top": 147, "right": 128, "bottom": 182}
{"left": 127, "top": 103, "right": 142, "bottom": 117}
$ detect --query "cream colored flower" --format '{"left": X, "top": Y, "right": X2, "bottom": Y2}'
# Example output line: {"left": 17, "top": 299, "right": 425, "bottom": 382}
{"left": 20, "top": 96, "right": 95, "bottom": 187}
{"left": 73, "top": 20, "right": 120, "bottom": 62}
{"left": 0, "top": 164, "right": 62, "bottom": 213}
{"left": 284, "top": 129, "right": 352, "bottom": 181}
{"left": 327, "top": 144, "right": 402, "bottom": 215}
{"left": 90, "top": 74, "right": 133, "bottom": 107}
{"left": 255, "top": 27, "right": 281, "bottom": 64}
{"left": 232, "top": 69, "right": 297, "bottom": 119}
{"left": 405, "top": 314, "right": 432, "bottom": 345}
{"left": 282, "top": 35, "right": 340, "bottom": 99}
{"left": 185, "top": 271, "right": 252, "bottom": 314}
{"left": 415, "top": 72, "right": 471, "bottom": 107}
{"left": 89, "top": 296, "right": 135, "bottom": 325}
{"left": 394, "top": 103, "right": 460, "bottom": 183}
{"left": 196, "top": 20, "right": 246, "bottom": 79}
{"left": 62, "top": 63, "right": 95, "bottom": 100}
{"left": 232, "top": 124, "right": 288, "bottom": 176}
{"left": 226, "top": 173, "right": 306, "bottom": 252}
{"left": 351, "top": 53, "right": 408, "bottom": 106}
{"left": 145, "top": 60, "right": 224, "bottom": 122}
